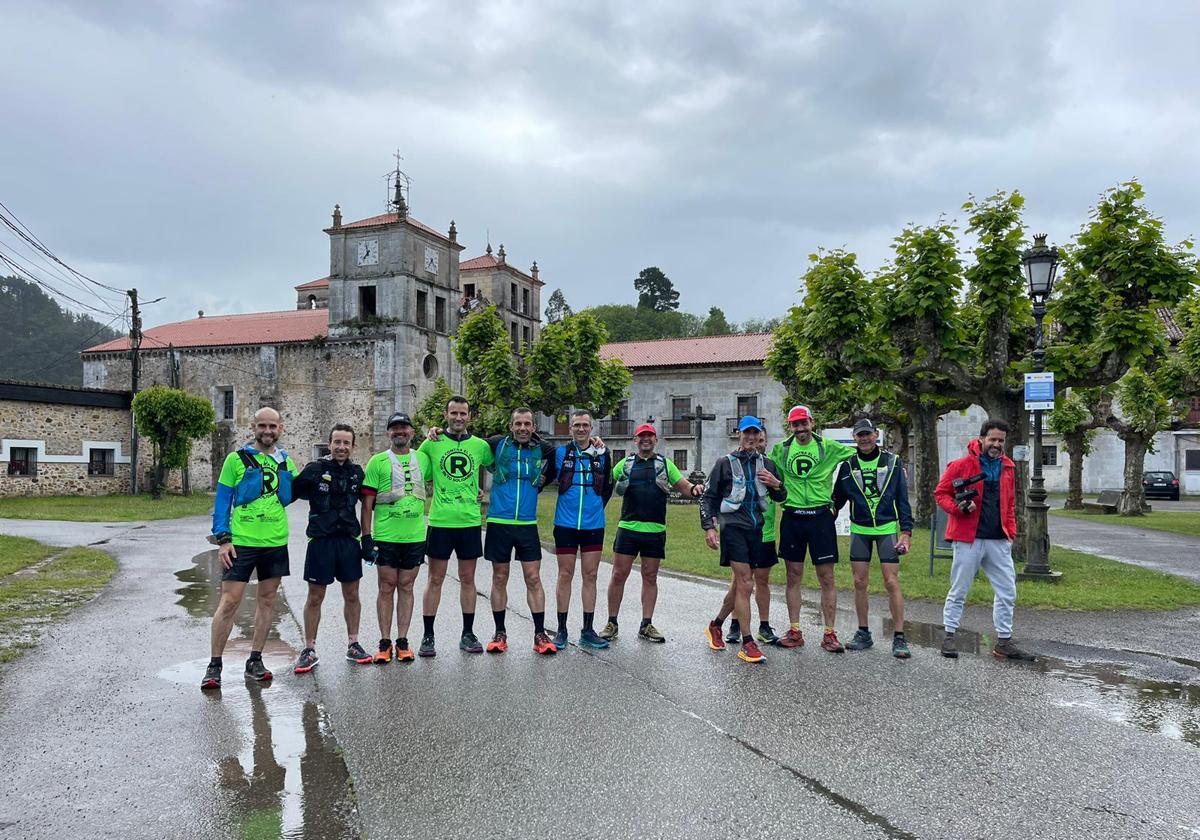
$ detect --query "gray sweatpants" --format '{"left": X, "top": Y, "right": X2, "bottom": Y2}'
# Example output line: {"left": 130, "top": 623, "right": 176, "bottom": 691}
{"left": 942, "top": 538, "right": 1017, "bottom": 637}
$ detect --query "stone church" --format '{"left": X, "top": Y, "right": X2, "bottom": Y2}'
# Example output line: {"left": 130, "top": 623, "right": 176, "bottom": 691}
{"left": 81, "top": 178, "right": 543, "bottom": 489}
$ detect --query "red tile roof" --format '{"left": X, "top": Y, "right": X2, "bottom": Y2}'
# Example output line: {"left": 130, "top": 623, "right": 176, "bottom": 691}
{"left": 1157, "top": 307, "right": 1184, "bottom": 342}
{"left": 294, "top": 276, "right": 330, "bottom": 291}
{"left": 330, "top": 212, "right": 458, "bottom": 246}
{"left": 84, "top": 309, "right": 329, "bottom": 353}
{"left": 601, "top": 333, "right": 774, "bottom": 369}
{"left": 459, "top": 254, "right": 499, "bottom": 271}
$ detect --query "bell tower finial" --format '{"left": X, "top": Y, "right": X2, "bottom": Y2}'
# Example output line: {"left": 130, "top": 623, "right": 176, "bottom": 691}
{"left": 386, "top": 150, "right": 410, "bottom": 220}
{"left": 331, "top": 203, "right": 342, "bottom": 229}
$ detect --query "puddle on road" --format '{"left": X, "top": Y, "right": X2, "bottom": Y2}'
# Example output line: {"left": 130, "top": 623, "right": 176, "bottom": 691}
{"left": 886, "top": 616, "right": 1200, "bottom": 748}
{"left": 158, "top": 551, "right": 362, "bottom": 839}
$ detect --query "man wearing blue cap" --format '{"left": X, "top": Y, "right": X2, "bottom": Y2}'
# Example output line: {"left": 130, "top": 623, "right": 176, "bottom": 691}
{"left": 701, "top": 416, "right": 787, "bottom": 664}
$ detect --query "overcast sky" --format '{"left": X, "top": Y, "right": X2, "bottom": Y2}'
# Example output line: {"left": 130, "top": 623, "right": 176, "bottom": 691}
{"left": 3, "top": 1, "right": 1199, "bottom": 331}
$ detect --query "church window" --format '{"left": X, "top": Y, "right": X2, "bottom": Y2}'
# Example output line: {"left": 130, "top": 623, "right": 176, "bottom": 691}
{"left": 217, "top": 388, "right": 234, "bottom": 421}
{"left": 522, "top": 287, "right": 530, "bottom": 315}
{"left": 423, "top": 354, "right": 439, "bottom": 379}
{"left": 416, "top": 290, "right": 428, "bottom": 328}
{"left": 307, "top": 294, "right": 317, "bottom": 309}
{"left": 510, "top": 322, "right": 519, "bottom": 351}
{"left": 435, "top": 297, "right": 446, "bottom": 332}
{"left": 510, "top": 283, "right": 518, "bottom": 309}
{"left": 359, "top": 285, "right": 377, "bottom": 319}
{"left": 522, "top": 325, "right": 530, "bottom": 347}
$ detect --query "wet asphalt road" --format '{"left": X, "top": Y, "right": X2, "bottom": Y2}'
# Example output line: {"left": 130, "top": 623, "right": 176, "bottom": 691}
{"left": 2, "top": 510, "right": 1200, "bottom": 839}
{"left": 1048, "top": 514, "right": 1200, "bottom": 582}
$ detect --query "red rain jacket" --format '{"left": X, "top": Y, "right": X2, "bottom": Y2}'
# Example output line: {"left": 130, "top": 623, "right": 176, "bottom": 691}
{"left": 934, "top": 438, "right": 1017, "bottom": 543}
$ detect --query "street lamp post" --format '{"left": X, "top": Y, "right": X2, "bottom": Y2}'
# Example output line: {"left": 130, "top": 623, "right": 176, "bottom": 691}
{"left": 1019, "top": 233, "right": 1062, "bottom": 582}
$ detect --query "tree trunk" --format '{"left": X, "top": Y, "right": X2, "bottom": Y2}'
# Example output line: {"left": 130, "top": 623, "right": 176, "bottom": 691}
{"left": 1064, "top": 431, "right": 1086, "bottom": 510}
{"left": 1117, "top": 431, "right": 1149, "bottom": 516}
{"left": 908, "top": 402, "right": 940, "bottom": 529}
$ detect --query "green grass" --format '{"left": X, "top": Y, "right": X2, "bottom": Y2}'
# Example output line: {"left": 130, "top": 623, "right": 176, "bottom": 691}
{"left": 535, "top": 495, "right": 1200, "bottom": 611}
{"left": 0, "top": 493, "right": 213, "bottom": 522}
{"left": 0, "top": 535, "right": 118, "bottom": 662}
{"left": 1051, "top": 507, "right": 1200, "bottom": 538}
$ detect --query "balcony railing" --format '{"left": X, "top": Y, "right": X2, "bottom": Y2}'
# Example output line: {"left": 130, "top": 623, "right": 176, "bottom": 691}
{"left": 664, "top": 419, "right": 695, "bottom": 436}
{"left": 598, "top": 419, "right": 633, "bottom": 438}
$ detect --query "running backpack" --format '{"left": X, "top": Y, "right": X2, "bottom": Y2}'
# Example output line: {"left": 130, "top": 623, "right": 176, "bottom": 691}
{"left": 232, "top": 447, "right": 293, "bottom": 507}
{"left": 375, "top": 450, "right": 425, "bottom": 504}
{"left": 614, "top": 453, "right": 672, "bottom": 497}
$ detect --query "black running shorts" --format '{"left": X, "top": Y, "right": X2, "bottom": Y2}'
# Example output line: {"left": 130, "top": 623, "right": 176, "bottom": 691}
{"left": 303, "top": 535, "right": 363, "bottom": 586}
{"left": 849, "top": 532, "right": 900, "bottom": 563}
{"left": 553, "top": 526, "right": 605, "bottom": 555}
{"left": 223, "top": 544, "right": 290, "bottom": 583}
{"left": 779, "top": 507, "right": 839, "bottom": 565}
{"left": 426, "top": 526, "right": 483, "bottom": 561}
{"left": 377, "top": 540, "right": 426, "bottom": 570}
{"left": 485, "top": 522, "right": 543, "bottom": 563}
{"left": 612, "top": 527, "right": 666, "bottom": 560}
{"left": 719, "top": 526, "right": 771, "bottom": 568}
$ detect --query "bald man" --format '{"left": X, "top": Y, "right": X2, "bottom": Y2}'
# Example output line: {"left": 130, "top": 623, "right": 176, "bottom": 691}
{"left": 202, "top": 407, "right": 298, "bottom": 690}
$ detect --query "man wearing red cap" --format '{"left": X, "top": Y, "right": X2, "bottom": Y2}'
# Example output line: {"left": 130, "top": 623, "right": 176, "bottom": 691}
{"left": 600, "top": 423, "right": 703, "bottom": 643}
{"left": 770, "top": 404, "right": 856, "bottom": 653}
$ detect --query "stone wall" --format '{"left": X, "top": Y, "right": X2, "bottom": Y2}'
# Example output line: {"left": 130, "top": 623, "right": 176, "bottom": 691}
{"left": 0, "top": 397, "right": 131, "bottom": 497}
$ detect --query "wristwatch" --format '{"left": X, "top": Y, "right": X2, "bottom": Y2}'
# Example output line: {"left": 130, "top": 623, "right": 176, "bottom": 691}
{"left": 207, "top": 531, "right": 232, "bottom": 545}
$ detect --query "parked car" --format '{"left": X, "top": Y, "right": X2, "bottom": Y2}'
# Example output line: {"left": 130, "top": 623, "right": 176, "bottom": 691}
{"left": 1142, "top": 470, "right": 1181, "bottom": 501}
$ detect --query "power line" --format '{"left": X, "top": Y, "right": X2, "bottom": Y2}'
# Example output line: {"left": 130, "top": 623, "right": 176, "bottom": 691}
{"left": 0, "top": 225, "right": 124, "bottom": 314}
{"left": 0, "top": 200, "right": 127, "bottom": 295}
{"left": 0, "top": 250, "right": 125, "bottom": 319}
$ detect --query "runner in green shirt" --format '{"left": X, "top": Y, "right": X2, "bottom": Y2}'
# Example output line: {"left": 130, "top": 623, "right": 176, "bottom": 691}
{"left": 599, "top": 423, "right": 702, "bottom": 644}
{"left": 413, "top": 396, "right": 494, "bottom": 657}
{"left": 202, "top": 407, "right": 297, "bottom": 690}
{"left": 769, "top": 404, "right": 856, "bottom": 653}
{"left": 360, "top": 412, "right": 428, "bottom": 664}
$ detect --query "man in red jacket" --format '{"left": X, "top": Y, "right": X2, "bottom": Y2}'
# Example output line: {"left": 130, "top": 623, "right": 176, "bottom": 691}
{"left": 934, "top": 420, "right": 1034, "bottom": 661}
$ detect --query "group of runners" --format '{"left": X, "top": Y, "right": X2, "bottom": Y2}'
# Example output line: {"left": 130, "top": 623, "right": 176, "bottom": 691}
{"left": 200, "top": 396, "right": 997, "bottom": 689}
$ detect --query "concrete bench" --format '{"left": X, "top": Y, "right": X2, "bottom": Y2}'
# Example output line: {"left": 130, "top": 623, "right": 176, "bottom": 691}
{"left": 1081, "top": 490, "right": 1122, "bottom": 514}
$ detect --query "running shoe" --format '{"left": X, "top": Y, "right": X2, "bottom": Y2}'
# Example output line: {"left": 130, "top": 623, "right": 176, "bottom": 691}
{"left": 200, "top": 663, "right": 222, "bottom": 690}
{"left": 460, "top": 632, "right": 484, "bottom": 654}
{"left": 638, "top": 623, "right": 666, "bottom": 643}
{"left": 374, "top": 641, "right": 393, "bottom": 664}
{"left": 346, "top": 641, "right": 373, "bottom": 664}
{"left": 578, "top": 628, "right": 610, "bottom": 649}
{"left": 756, "top": 624, "right": 780, "bottom": 646}
{"left": 777, "top": 628, "right": 805, "bottom": 648}
{"left": 820, "top": 631, "right": 845, "bottom": 653}
{"left": 599, "top": 620, "right": 619, "bottom": 641}
{"left": 892, "top": 635, "right": 912, "bottom": 659}
{"left": 418, "top": 634, "right": 437, "bottom": 658}
{"left": 395, "top": 638, "right": 415, "bottom": 662}
{"left": 846, "top": 629, "right": 873, "bottom": 651}
{"left": 486, "top": 631, "right": 508, "bottom": 654}
{"left": 245, "top": 657, "right": 273, "bottom": 682}
{"left": 294, "top": 648, "right": 319, "bottom": 674}
{"left": 533, "top": 632, "right": 557, "bottom": 656}
{"left": 552, "top": 627, "right": 569, "bottom": 650}
{"left": 737, "top": 639, "right": 766, "bottom": 664}
{"left": 940, "top": 633, "right": 958, "bottom": 659}
{"left": 706, "top": 620, "right": 726, "bottom": 651}
{"left": 993, "top": 638, "right": 1035, "bottom": 661}
{"left": 724, "top": 619, "right": 741, "bottom": 645}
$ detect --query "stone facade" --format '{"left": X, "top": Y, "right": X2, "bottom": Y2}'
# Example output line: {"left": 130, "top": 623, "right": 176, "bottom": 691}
{"left": 0, "top": 382, "right": 132, "bottom": 497}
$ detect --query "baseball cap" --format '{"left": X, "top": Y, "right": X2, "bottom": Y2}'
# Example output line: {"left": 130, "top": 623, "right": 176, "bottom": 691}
{"left": 634, "top": 423, "right": 657, "bottom": 437}
{"left": 852, "top": 418, "right": 877, "bottom": 435}
{"left": 386, "top": 412, "right": 414, "bottom": 428}
{"left": 737, "top": 415, "right": 764, "bottom": 433}
{"left": 787, "top": 405, "right": 813, "bottom": 423}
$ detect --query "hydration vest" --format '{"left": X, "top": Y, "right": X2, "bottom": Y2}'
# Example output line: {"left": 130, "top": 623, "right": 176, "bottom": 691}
{"left": 232, "top": 446, "right": 293, "bottom": 507}
{"left": 556, "top": 445, "right": 607, "bottom": 496}
{"left": 614, "top": 453, "right": 672, "bottom": 497}
{"left": 492, "top": 437, "right": 544, "bottom": 486}
{"left": 719, "top": 452, "right": 768, "bottom": 514}
{"left": 375, "top": 450, "right": 425, "bottom": 505}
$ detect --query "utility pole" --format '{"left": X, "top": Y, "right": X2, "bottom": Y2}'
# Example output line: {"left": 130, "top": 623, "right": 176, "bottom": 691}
{"left": 128, "top": 288, "right": 142, "bottom": 495}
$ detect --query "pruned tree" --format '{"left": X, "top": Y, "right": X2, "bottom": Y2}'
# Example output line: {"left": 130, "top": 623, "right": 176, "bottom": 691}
{"left": 1105, "top": 369, "right": 1187, "bottom": 514}
{"left": 131, "top": 386, "right": 215, "bottom": 498}
{"left": 1047, "top": 388, "right": 1111, "bottom": 509}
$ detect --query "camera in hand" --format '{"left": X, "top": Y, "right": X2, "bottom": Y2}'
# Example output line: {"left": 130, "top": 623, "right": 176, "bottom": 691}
{"left": 952, "top": 473, "right": 986, "bottom": 510}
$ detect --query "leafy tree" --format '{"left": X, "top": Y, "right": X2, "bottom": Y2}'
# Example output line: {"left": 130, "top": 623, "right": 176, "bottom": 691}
{"left": 0, "top": 276, "right": 122, "bottom": 386}
{"left": 634, "top": 266, "right": 679, "bottom": 312}
{"left": 701, "top": 306, "right": 734, "bottom": 336}
{"left": 412, "top": 377, "right": 455, "bottom": 438}
{"left": 1047, "top": 388, "right": 1111, "bottom": 509}
{"left": 453, "top": 307, "right": 631, "bottom": 437}
{"left": 544, "top": 288, "right": 573, "bottom": 324}
{"left": 1105, "top": 369, "right": 1187, "bottom": 514}
{"left": 581, "top": 304, "right": 703, "bottom": 342}
{"left": 739, "top": 316, "right": 782, "bottom": 334}
{"left": 131, "top": 386, "right": 215, "bottom": 498}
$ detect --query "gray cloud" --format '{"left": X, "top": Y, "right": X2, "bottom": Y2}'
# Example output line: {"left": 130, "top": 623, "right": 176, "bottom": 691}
{"left": 2, "top": 0, "right": 1197, "bottom": 329}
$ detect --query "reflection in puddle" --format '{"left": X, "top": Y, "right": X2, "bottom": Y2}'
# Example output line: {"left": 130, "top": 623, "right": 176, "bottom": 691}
{"left": 162, "top": 552, "right": 362, "bottom": 838}
{"left": 879, "top": 615, "right": 1200, "bottom": 749}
